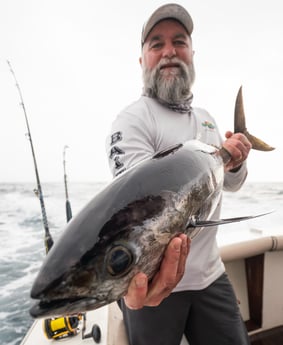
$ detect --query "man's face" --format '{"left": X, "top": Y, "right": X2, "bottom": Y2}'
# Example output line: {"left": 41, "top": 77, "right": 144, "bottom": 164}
{"left": 140, "top": 19, "right": 195, "bottom": 103}
{"left": 141, "top": 19, "right": 194, "bottom": 69}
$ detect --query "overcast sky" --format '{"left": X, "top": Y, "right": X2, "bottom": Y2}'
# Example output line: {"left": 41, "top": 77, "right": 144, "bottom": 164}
{"left": 0, "top": 0, "right": 282, "bottom": 183}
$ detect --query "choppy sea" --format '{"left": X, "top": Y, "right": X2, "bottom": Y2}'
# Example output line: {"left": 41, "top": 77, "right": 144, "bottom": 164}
{"left": 0, "top": 181, "right": 283, "bottom": 345}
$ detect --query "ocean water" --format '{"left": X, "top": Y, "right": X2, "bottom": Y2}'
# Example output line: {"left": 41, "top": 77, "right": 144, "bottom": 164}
{"left": 0, "top": 181, "right": 282, "bottom": 345}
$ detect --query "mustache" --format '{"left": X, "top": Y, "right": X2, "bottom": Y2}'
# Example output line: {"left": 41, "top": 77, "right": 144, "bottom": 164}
{"left": 159, "top": 59, "right": 182, "bottom": 69}
{"left": 156, "top": 58, "right": 186, "bottom": 73}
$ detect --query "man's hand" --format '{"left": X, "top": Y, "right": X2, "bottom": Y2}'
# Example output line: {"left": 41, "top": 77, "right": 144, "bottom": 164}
{"left": 222, "top": 131, "right": 252, "bottom": 172}
{"left": 124, "top": 234, "right": 190, "bottom": 310}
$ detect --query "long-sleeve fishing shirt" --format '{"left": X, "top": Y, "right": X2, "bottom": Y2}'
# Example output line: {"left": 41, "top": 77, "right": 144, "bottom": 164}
{"left": 105, "top": 95, "right": 247, "bottom": 291}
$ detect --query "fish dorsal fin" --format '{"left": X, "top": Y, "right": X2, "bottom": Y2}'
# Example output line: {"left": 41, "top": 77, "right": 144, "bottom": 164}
{"left": 153, "top": 143, "right": 183, "bottom": 159}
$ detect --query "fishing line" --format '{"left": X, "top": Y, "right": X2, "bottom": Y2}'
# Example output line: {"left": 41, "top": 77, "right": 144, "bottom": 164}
{"left": 7, "top": 60, "right": 54, "bottom": 253}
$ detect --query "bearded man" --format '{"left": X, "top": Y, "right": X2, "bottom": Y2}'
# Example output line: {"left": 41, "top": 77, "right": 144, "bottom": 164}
{"left": 106, "top": 4, "right": 251, "bottom": 345}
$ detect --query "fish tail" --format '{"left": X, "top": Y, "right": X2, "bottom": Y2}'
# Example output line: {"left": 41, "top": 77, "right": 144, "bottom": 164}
{"left": 234, "top": 86, "right": 275, "bottom": 151}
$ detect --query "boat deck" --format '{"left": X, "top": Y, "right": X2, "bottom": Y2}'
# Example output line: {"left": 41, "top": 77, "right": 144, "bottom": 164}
{"left": 250, "top": 326, "right": 283, "bottom": 345}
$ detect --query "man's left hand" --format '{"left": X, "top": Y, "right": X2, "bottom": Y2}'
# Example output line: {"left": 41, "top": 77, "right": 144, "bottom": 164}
{"left": 222, "top": 131, "right": 252, "bottom": 172}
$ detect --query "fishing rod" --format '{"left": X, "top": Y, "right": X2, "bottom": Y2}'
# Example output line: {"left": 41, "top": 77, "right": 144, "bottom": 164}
{"left": 7, "top": 60, "right": 54, "bottom": 254}
{"left": 8, "top": 62, "right": 100, "bottom": 342}
{"left": 63, "top": 145, "right": 72, "bottom": 222}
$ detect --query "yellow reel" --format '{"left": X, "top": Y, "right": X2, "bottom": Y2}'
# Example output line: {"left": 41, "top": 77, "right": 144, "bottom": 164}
{"left": 43, "top": 315, "right": 82, "bottom": 340}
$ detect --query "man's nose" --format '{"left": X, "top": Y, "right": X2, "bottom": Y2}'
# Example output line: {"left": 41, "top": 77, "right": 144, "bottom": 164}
{"left": 162, "top": 44, "right": 176, "bottom": 58}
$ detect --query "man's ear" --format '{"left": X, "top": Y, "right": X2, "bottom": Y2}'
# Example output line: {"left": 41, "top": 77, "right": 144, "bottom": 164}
{"left": 139, "top": 57, "right": 142, "bottom": 66}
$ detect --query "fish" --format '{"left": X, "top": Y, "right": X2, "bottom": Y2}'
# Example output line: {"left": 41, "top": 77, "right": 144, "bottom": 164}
{"left": 29, "top": 86, "right": 274, "bottom": 318}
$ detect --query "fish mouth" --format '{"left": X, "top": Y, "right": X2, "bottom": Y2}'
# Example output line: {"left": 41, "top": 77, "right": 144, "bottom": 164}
{"left": 29, "top": 296, "right": 107, "bottom": 319}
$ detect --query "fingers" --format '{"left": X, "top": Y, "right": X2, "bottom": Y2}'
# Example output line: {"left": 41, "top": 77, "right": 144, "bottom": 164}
{"left": 124, "top": 234, "right": 190, "bottom": 310}
{"left": 146, "top": 234, "right": 190, "bottom": 306}
{"left": 176, "top": 234, "right": 191, "bottom": 281}
{"left": 225, "top": 131, "right": 233, "bottom": 139}
{"left": 124, "top": 272, "right": 148, "bottom": 310}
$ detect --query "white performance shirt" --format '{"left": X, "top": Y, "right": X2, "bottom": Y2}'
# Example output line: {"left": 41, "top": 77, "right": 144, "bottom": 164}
{"left": 105, "top": 96, "right": 247, "bottom": 291}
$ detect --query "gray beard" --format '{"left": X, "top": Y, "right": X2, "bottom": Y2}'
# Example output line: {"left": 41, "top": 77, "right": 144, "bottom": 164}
{"left": 142, "top": 58, "right": 195, "bottom": 104}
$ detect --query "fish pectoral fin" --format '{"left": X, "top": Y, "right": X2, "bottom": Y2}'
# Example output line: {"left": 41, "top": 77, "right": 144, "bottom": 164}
{"left": 186, "top": 211, "right": 273, "bottom": 228}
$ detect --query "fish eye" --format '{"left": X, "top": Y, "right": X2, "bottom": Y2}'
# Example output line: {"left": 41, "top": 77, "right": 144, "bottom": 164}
{"left": 106, "top": 245, "right": 134, "bottom": 276}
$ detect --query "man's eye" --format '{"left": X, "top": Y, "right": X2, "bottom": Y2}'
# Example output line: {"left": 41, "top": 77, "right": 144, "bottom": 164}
{"left": 174, "top": 40, "right": 186, "bottom": 46}
{"left": 151, "top": 42, "right": 163, "bottom": 49}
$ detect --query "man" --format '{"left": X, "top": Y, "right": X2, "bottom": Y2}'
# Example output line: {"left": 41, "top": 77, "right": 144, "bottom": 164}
{"left": 106, "top": 3, "right": 251, "bottom": 345}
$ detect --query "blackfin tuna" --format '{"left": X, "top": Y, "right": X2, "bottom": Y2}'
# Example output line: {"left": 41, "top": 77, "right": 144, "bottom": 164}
{"left": 29, "top": 87, "right": 274, "bottom": 318}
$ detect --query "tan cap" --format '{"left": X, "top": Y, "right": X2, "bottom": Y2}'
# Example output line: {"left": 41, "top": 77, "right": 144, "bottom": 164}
{"left": 141, "top": 3, "right": 194, "bottom": 46}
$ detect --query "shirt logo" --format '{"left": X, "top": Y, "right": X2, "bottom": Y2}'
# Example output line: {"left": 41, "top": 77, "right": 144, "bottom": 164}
{"left": 202, "top": 120, "right": 215, "bottom": 130}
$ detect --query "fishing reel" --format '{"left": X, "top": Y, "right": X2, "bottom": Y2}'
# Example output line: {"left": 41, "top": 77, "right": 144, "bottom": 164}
{"left": 43, "top": 314, "right": 82, "bottom": 340}
{"left": 43, "top": 313, "right": 101, "bottom": 343}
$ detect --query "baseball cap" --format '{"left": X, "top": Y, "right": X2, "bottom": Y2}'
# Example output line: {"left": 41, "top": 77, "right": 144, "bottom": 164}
{"left": 141, "top": 3, "right": 194, "bottom": 46}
